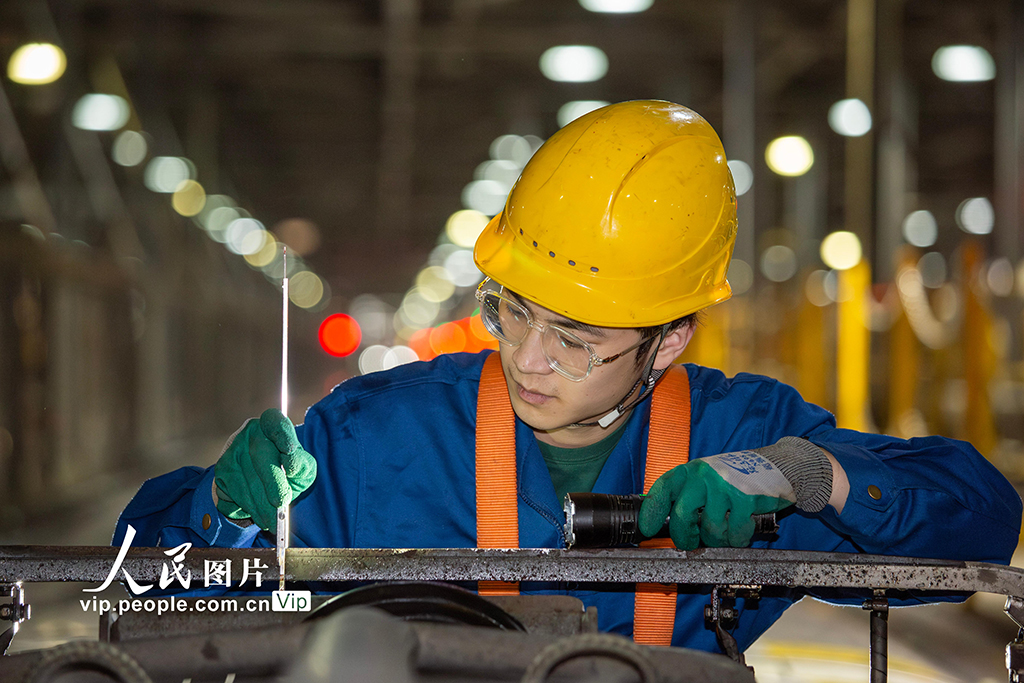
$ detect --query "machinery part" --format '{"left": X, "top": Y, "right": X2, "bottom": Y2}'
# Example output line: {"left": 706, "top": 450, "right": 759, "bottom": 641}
{"left": 862, "top": 591, "right": 889, "bottom": 683}
{"left": 25, "top": 641, "right": 152, "bottom": 683}
{"left": 2, "top": 546, "right": 1024, "bottom": 597}
{"left": 703, "top": 586, "right": 761, "bottom": 668}
{"left": 521, "top": 633, "right": 659, "bottom": 683}
{"left": 563, "top": 493, "right": 778, "bottom": 548}
{"left": 287, "top": 606, "right": 418, "bottom": 683}
{"left": 306, "top": 581, "right": 526, "bottom": 631}
{"left": 0, "top": 582, "right": 29, "bottom": 655}
{"left": 1006, "top": 598, "right": 1024, "bottom": 683}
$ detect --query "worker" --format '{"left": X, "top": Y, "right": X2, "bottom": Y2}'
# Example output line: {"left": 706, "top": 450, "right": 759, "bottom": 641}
{"left": 115, "top": 101, "right": 1021, "bottom": 652}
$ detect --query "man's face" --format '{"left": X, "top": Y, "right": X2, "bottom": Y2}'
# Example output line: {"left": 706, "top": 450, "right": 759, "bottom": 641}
{"left": 496, "top": 293, "right": 649, "bottom": 444}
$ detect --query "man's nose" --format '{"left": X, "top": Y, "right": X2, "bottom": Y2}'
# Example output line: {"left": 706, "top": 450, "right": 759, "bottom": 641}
{"left": 512, "top": 326, "right": 552, "bottom": 375}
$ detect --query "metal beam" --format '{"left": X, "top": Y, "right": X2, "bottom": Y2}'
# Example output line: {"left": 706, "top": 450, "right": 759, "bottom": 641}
{"left": 1, "top": 547, "right": 1022, "bottom": 597}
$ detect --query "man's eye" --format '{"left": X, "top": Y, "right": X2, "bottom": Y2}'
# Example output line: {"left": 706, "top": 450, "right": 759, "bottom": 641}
{"left": 559, "top": 336, "right": 585, "bottom": 351}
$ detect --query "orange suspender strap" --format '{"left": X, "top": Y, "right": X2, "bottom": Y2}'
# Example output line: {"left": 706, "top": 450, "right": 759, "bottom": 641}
{"left": 635, "top": 366, "right": 691, "bottom": 646}
{"left": 475, "top": 352, "right": 520, "bottom": 596}
{"left": 474, "top": 352, "right": 692, "bottom": 644}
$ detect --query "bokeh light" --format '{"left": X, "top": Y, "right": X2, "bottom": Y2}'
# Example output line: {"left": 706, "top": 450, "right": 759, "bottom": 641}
{"left": 956, "top": 197, "right": 994, "bottom": 235}
{"left": 827, "top": 99, "right": 872, "bottom": 137}
{"left": 462, "top": 180, "right": 508, "bottom": 216}
{"left": 474, "top": 160, "right": 521, "bottom": 190}
{"left": 445, "top": 210, "right": 489, "bottom": 248}
{"left": 805, "top": 270, "right": 832, "bottom": 307}
{"left": 539, "top": 45, "right": 609, "bottom": 83}
{"left": 444, "top": 249, "right": 483, "bottom": 287}
{"left": 273, "top": 218, "right": 321, "bottom": 256}
{"left": 289, "top": 271, "right": 326, "bottom": 309}
{"left": 144, "top": 157, "right": 195, "bottom": 193}
{"left": 171, "top": 180, "right": 206, "bottom": 216}
{"left": 579, "top": 0, "right": 652, "bottom": 11}
{"left": 727, "top": 259, "right": 754, "bottom": 295}
{"left": 430, "top": 322, "right": 468, "bottom": 355}
{"left": 765, "top": 136, "right": 814, "bottom": 176}
{"left": 225, "top": 218, "right": 268, "bottom": 255}
{"left": 932, "top": 45, "right": 996, "bottom": 82}
{"left": 557, "top": 100, "right": 610, "bottom": 127}
{"left": 319, "top": 313, "right": 362, "bottom": 357}
{"left": 407, "top": 328, "right": 435, "bottom": 361}
{"left": 416, "top": 266, "right": 456, "bottom": 303}
{"left": 7, "top": 43, "right": 66, "bottom": 85}
{"left": 243, "top": 234, "right": 278, "bottom": 268}
{"left": 358, "top": 345, "right": 390, "bottom": 375}
{"left": 202, "top": 202, "right": 240, "bottom": 242}
{"left": 902, "top": 210, "right": 937, "bottom": 247}
{"left": 490, "top": 135, "right": 534, "bottom": 166}
{"left": 727, "top": 160, "right": 753, "bottom": 196}
{"left": 820, "top": 231, "right": 862, "bottom": 270}
{"left": 111, "top": 130, "right": 148, "bottom": 167}
{"left": 760, "top": 245, "right": 798, "bottom": 282}
{"left": 399, "top": 287, "right": 441, "bottom": 328}
{"left": 382, "top": 345, "right": 420, "bottom": 370}
{"left": 987, "top": 258, "right": 1015, "bottom": 297}
{"left": 72, "top": 94, "right": 130, "bottom": 131}
{"left": 917, "top": 252, "right": 947, "bottom": 289}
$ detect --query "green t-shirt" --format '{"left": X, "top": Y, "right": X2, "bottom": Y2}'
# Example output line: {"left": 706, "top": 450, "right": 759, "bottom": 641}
{"left": 537, "top": 421, "right": 629, "bottom": 505}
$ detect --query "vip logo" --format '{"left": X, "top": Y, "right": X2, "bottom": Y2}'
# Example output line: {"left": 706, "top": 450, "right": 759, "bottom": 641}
{"left": 272, "top": 590, "right": 311, "bottom": 612}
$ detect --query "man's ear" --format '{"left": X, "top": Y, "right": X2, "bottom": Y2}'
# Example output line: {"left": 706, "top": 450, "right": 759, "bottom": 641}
{"left": 652, "top": 323, "right": 696, "bottom": 371}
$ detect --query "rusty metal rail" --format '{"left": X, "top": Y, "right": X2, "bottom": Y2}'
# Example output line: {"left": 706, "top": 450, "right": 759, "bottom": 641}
{"left": 0, "top": 546, "right": 1021, "bottom": 596}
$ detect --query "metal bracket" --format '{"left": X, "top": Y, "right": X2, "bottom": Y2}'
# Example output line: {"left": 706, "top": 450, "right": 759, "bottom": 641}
{"left": 703, "top": 584, "right": 760, "bottom": 667}
{"left": 1005, "top": 597, "right": 1024, "bottom": 682}
{"left": 861, "top": 589, "right": 888, "bottom": 683}
{"left": 0, "top": 582, "right": 30, "bottom": 656}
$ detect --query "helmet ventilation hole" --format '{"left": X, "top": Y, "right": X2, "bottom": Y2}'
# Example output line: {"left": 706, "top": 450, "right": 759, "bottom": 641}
{"left": 590, "top": 266, "right": 599, "bottom": 273}
{"left": 568, "top": 260, "right": 576, "bottom": 266}
{"left": 549, "top": 251, "right": 555, "bottom": 258}
{"left": 533, "top": 241, "right": 538, "bottom": 247}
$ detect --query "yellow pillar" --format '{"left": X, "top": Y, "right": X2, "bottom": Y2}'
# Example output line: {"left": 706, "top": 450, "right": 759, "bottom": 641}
{"left": 796, "top": 297, "right": 829, "bottom": 409}
{"left": 887, "top": 251, "right": 922, "bottom": 437}
{"left": 961, "top": 241, "right": 998, "bottom": 456}
{"left": 837, "top": 260, "right": 871, "bottom": 431}
{"left": 680, "top": 305, "right": 730, "bottom": 374}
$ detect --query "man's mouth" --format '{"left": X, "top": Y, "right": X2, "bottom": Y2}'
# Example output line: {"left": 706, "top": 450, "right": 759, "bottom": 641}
{"left": 514, "top": 380, "right": 553, "bottom": 405}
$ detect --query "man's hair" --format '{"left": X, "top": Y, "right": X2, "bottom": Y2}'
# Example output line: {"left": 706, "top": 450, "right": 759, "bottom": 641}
{"left": 633, "top": 312, "right": 703, "bottom": 368}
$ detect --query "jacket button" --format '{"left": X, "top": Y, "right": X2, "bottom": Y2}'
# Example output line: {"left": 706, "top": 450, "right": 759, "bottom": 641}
{"left": 867, "top": 485, "right": 882, "bottom": 500}
{"left": 202, "top": 513, "right": 212, "bottom": 530}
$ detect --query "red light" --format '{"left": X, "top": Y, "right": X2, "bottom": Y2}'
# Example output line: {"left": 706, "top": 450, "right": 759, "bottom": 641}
{"left": 319, "top": 314, "right": 362, "bottom": 357}
{"left": 430, "top": 322, "right": 468, "bottom": 355}
{"left": 408, "top": 328, "right": 435, "bottom": 361}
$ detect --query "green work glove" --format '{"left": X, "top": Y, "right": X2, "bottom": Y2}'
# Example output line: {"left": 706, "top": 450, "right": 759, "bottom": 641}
{"left": 214, "top": 408, "right": 317, "bottom": 532}
{"left": 638, "top": 437, "right": 832, "bottom": 550}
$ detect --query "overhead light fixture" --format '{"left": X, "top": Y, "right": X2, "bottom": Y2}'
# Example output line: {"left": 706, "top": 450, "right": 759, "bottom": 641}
{"left": 828, "top": 98, "right": 872, "bottom": 137}
{"left": 7, "top": 43, "right": 66, "bottom": 85}
{"left": 557, "top": 100, "right": 610, "bottom": 128}
{"left": 820, "top": 231, "right": 862, "bottom": 271}
{"left": 539, "top": 46, "right": 608, "bottom": 83}
{"left": 727, "top": 160, "right": 753, "bottom": 196}
{"left": 72, "top": 94, "right": 130, "bottom": 131}
{"left": 579, "top": 0, "right": 653, "bottom": 13}
{"left": 932, "top": 45, "right": 995, "bottom": 82}
{"left": 765, "top": 136, "right": 814, "bottom": 177}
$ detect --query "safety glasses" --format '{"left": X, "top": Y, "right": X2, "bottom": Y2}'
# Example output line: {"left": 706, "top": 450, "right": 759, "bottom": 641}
{"left": 475, "top": 280, "right": 646, "bottom": 381}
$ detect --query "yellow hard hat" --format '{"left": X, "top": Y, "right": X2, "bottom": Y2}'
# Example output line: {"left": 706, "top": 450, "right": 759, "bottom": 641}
{"left": 474, "top": 100, "right": 737, "bottom": 328}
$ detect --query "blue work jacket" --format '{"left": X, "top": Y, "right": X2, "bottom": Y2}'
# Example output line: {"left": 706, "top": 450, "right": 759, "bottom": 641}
{"left": 115, "top": 351, "right": 1022, "bottom": 652}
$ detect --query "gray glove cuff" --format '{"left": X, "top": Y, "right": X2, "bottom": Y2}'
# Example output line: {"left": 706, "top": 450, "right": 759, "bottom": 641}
{"left": 754, "top": 436, "right": 833, "bottom": 513}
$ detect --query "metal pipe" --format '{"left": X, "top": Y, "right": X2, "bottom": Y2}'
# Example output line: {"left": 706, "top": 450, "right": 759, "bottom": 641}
{"left": 1, "top": 546, "right": 1023, "bottom": 597}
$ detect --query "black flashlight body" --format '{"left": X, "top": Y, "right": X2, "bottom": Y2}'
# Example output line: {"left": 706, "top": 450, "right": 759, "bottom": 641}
{"left": 562, "top": 492, "right": 779, "bottom": 549}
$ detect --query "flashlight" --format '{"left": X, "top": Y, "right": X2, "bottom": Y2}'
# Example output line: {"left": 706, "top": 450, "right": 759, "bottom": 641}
{"left": 562, "top": 492, "right": 779, "bottom": 549}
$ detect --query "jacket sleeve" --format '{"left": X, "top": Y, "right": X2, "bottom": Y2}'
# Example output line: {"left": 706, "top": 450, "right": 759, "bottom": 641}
{"left": 762, "top": 380, "right": 1021, "bottom": 565}
{"left": 113, "top": 466, "right": 262, "bottom": 549}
